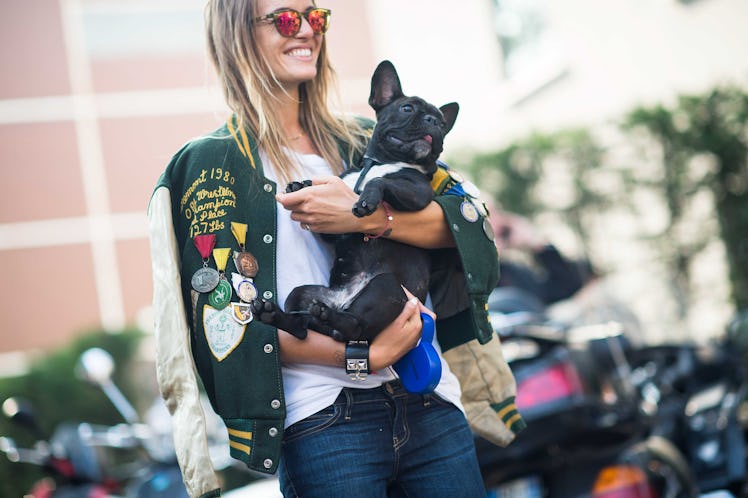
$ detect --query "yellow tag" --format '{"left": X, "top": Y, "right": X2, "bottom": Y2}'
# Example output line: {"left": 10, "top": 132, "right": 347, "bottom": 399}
{"left": 231, "top": 222, "right": 248, "bottom": 247}
{"left": 213, "top": 248, "right": 232, "bottom": 272}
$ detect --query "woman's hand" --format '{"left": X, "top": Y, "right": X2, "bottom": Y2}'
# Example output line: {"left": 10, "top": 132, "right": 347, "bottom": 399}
{"left": 276, "top": 176, "right": 385, "bottom": 234}
{"left": 277, "top": 288, "right": 435, "bottom": 372}
{"left": 369, "top": 288, "right": 434, "bottom": 372}
{"left": 277, "top": 176, "right": 454, "bottom": 248}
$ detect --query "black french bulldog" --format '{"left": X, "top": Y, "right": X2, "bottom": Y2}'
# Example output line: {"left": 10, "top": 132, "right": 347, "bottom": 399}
{"left": 251, "top": 60, "right": 458, "bottom": 342}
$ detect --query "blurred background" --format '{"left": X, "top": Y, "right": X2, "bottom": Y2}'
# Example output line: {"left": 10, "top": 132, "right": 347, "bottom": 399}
{"left": 1, "top": 0, "right": 747, "bottom": 496}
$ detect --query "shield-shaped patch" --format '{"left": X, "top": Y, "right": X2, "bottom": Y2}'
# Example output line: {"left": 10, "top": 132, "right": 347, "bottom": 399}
{"left": 203, "top": 305, "right": 246, "bottom": 361}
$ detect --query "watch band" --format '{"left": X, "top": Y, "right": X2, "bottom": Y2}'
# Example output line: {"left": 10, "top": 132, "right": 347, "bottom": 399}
{"left": 345, "top": 340, "right": 370, "bottom": 381}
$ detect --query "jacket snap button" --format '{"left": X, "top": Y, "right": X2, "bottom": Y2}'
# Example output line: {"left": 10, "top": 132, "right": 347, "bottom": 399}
{"left": 264, "top": 344, "right": 274, "bottom": 353}
{"left": 271, "top": 399, "right": 281, "bottom": 409}
{"left": 263, "top": 459, "right": 273, "bottom": 469}
{"left": 269, "top": 427, "right": 278, "bottom": 437}
{"left": 264, "top": 183, "right": 273, "bottom": 192}
{"left": 263, "top": 234, "right": 273, "bottom": 243}
{"left": 263, "top": 290, "right": 273, "bottom": 300}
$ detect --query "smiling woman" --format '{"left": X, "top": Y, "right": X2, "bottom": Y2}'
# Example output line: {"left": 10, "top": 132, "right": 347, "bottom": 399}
{"left": 148, "top": 1, "right": 517, "bottom": 497}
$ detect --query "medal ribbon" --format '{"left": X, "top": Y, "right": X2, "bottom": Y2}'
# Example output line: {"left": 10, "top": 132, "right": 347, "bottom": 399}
{"left": 194, "top": 234, "right": 217, "bottom": 260}
{"left": 213, "top": 248, "right": 231, "bottom": 274}
{"left": 231, "top": 222, "right": 248, "bottom": 249}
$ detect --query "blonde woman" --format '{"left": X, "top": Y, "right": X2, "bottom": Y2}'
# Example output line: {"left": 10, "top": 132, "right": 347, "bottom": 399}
{"left": 149, "top": 1, "right": 521, "bottom": 496}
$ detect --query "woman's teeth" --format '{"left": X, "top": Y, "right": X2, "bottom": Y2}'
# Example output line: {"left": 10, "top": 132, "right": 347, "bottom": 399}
{"left": 286, "top": 48, "right": 311, "bottom": 57}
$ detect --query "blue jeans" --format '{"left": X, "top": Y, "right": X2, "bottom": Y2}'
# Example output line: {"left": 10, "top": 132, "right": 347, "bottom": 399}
{"left": 278, "top": 380, "right": 486, "bottom": 498}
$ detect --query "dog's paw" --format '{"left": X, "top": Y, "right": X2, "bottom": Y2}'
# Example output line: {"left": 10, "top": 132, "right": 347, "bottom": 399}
{"left": 286, "top": 180, "right": 312, "bottom": 193}
{"left": 352, "top": 198, "right": 380, "bottom": 218}
{"left": 250, "top": 299, "right": 278, "bottom": 323}
{"left": 309, "top": 299, "right": 331, "bottom": 322}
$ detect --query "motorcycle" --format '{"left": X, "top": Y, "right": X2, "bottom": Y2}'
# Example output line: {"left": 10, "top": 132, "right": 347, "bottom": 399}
{"left": 74, "top": 347, "right": 190, "bottom": 498}
{"left": 628, "top": 335, "right": 748, "bottom": 496}
{"left": 1, "top": 347, "right": 221, "bottom": 497}
{"left": 479, "top": 287, "right": 700, "bottom": 498}
{"left": 1, "top": 396, "right": 125, "bottom": 498}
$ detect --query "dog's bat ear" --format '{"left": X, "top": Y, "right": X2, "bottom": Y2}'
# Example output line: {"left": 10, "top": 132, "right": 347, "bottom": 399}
{"left": 369, "top": 60, "right": 404, "bottom": 112}
{"left": 439, "top": 102, "right": 459, "bottom": 134}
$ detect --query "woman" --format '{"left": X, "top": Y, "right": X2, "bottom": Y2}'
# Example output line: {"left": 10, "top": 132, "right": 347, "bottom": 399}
{"left": 148, "top": 1, "right": 521, "bottom": 497}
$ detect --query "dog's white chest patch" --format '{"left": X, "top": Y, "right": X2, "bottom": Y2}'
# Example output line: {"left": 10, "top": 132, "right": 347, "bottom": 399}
{"left": 343, "top": 162, "right": 425, "bottom": 191}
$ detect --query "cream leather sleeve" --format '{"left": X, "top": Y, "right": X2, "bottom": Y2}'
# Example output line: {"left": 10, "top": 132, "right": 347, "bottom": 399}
{"left": 148, "top": 187, "right": 221, "bottom": 498}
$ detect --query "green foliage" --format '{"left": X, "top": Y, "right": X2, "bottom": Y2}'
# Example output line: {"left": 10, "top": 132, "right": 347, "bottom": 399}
{"left": 462, "top": 133, "right": 552, "bottom": 217}
{"left": 462, "top": 128, "right": 614, "bottom": 255}
{"left": 622, "top": 85, "right": 748, "bottom": 310}
{"left": 461, "top": 83, "right": 747, "bottom": 317}
{"left": 0, "top": 329, "right": 143, "bottom": 497}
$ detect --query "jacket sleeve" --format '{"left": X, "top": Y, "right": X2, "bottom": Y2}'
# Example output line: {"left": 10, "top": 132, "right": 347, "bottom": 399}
{"left": 148, "top": 186, "right": 221, "bottom": 498}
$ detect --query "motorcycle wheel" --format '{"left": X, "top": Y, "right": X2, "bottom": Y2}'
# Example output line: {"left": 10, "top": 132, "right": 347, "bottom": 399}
{"left": 618, "top": 436, "right": 699, "bottom": 498}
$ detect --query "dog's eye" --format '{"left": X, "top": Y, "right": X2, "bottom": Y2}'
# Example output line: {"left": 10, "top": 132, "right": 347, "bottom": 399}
{"left": 400, "top": 104, "right": 414, "bottom": 113}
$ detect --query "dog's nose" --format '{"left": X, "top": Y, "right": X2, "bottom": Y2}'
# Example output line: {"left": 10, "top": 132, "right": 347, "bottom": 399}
{"left": 423, "top": 114, "right": 439, "bottom": 126}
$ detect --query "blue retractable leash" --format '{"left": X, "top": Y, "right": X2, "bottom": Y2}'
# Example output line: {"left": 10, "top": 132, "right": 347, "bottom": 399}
{"left": 393, "top": 313, "right": 442, "bottom": 394}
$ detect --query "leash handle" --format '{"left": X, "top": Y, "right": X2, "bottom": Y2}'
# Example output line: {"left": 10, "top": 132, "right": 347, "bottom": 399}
{"left": 393, "top": 313, "right": 442, "bottom": 394}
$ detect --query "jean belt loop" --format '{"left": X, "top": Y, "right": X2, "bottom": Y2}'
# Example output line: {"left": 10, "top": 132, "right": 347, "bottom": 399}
{"left": 423, "top": 393, "right": 432, "bottom": 407}
{"left": 343, "top": 388, "right": 353, "bottom": 420}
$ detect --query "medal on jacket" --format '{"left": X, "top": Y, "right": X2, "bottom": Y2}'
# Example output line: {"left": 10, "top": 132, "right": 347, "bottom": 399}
{"left": 192, "top": 235, "right": 220, "bottom": 293}
{"left": 208, "top": 248, "right": 232, "bottom": 310}
{"left": 231, "top": 222, "right": 259, "bottom": 277}
{"left": 483, "top": 218, "right": 495, "bottom": 241}
{"left": 230, "top": 222, "right": 259, "bottom": 303}
{"left": 232, "top": 272, "right": 258, "bottom": 302}
{"left": 460, "top": 199, "right": 480, "bottom": 223}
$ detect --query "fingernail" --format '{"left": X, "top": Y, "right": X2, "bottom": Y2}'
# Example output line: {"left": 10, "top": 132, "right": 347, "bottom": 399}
{"left": 408, "top": 298, "right": 418, "bottom": 306}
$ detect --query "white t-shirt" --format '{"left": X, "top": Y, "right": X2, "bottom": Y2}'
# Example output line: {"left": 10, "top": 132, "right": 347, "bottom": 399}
{"left": 261, "top": 150, "right": 463, "bottom": 429}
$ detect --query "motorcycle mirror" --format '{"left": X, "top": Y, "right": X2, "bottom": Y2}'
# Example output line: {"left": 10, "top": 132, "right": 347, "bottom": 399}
{"left": 0, "top": 436, "right": 20, "bottom": 462}
{"left": 76, "top": 347, "right": 115, "bottom": 386}
{"left": 2, "top": 398, "right": 46, "bottom": 440}
{"left": 76, "top": 348, "right": 140, "bottom": 424}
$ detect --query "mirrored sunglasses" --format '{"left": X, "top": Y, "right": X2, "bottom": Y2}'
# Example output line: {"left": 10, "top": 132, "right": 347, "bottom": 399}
{"left": 254, "top": 8, "right": 331, "bottom": 38}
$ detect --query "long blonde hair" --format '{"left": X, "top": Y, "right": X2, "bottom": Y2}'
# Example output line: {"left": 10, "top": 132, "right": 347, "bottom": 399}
{"left": 205, "top": 0, "right": 368, "bottom": 184}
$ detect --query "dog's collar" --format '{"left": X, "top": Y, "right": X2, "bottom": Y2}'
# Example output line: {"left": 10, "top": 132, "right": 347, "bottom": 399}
{"left": 353, "top": 155, "right": 382, "bottom": 194}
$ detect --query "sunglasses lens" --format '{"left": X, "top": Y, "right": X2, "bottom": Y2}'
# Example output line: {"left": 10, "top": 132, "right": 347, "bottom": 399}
{"left": 274, "top": 10, "right": 302, "bottom": 37}
{"left": 307, "top": 9, "right": 330, "bottom": 34}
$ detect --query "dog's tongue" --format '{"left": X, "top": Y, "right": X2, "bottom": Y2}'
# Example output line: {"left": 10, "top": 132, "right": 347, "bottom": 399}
{"left": 424, "top": 135, "right": 433, "bottom": 144}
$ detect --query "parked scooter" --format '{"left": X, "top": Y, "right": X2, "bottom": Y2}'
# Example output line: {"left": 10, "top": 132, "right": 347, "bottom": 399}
{"left": 479, "top": 287, "right": 699, "bottom": 498}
